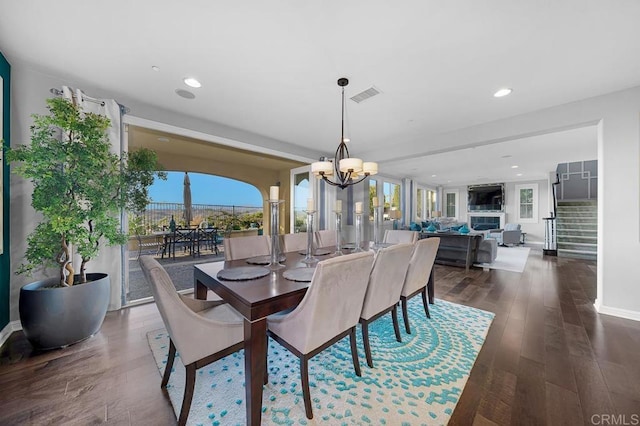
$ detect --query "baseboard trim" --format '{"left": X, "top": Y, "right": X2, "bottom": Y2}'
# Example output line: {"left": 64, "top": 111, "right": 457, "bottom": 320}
{"left": 0, "top": 320, "right": 22, "bottom": 349}
{"left": 594, "top": 301, "right": 640, "bottom": 322}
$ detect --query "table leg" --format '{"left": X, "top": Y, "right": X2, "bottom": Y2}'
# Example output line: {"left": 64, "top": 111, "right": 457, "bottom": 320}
{"left": 194, "top": 279, "right": 208, "bottom": 300}
{"left": 244, "top": 319, "right": 267, "bottom": 426}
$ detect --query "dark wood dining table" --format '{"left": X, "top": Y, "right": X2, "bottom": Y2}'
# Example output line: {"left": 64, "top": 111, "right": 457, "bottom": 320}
{"left": 193, "top": 251, "right": 322, "bottom": 425}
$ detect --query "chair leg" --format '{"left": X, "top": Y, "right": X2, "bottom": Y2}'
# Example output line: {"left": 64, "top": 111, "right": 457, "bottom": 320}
{"left": 361, "top": 320, "right": 373, "bottom": 368}
{"left": 421, "top": 287, "right": 431, "bottom": 319}
{"left": 161, "top": 339, "right": 177, "bottom": 388}
{"left": 401, "top": 297, "right": 411, "bottom": 334}
{"left": 300, "top": 357, "right": 313, "bottom": 419}
{"left": 349, "top": 326, "right": 362, "bottom": 377}
{"left": 427, "top": 269, "right": 435, "bottom": 304}
{"left": 179, "top": 363, "right": 196, "bottom": 426}
{"left": 391, "top": 305, "right": 402, "bottom": 342}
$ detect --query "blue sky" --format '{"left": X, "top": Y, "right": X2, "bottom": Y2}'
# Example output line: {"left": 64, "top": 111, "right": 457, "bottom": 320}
{"left": 149, "top": 172, "right": 263, "bottom": 207}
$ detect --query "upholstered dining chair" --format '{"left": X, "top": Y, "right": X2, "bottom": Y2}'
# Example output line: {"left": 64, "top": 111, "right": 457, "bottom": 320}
{"left": 359, "top": 242, "right": 414, "bottom": 368}
{"left": 223, "top": 234, "right": 271, "bottom": 261}
{"left": 139, "top": 256, "right": 244, "bottom": 426}
{"left": 400, "top": 237, "right": 440, "bottom": 334}
{"left": 282, "top": 232, "right": 310, "bottom": 253}
{"left": 315, "top": 229, "right": 337, "bottom": 248}
{"left": 383, "top": 230, "right": 419, "bottom": 244}
{"left": 266, "top": 251, "right": 375, "bottom": 419}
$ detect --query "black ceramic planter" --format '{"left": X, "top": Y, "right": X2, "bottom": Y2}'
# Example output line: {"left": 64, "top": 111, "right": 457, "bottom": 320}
{"left": 19, "top": 273, "right": 110, "bottom": 350}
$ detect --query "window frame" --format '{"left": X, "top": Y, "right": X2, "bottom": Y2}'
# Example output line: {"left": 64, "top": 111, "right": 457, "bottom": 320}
{"left": 444, "top": 189, "right": 459, "bottom": 219}
{"left": 515, "top": 183, "right": 538, "bottom": 223}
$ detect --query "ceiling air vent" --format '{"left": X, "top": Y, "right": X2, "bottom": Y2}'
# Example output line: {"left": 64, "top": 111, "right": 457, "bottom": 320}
{"left": 350, "top": 86, "right": 380, "bottom": 103}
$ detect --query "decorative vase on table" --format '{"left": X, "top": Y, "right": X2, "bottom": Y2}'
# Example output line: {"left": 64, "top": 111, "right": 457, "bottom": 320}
{"left": 459, "top": 224, "right": 470, "bottom": 234}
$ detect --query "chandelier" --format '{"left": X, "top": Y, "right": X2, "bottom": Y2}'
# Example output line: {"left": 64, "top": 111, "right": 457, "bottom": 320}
{"left": 311, "top": 78, "right": 378, "bottom": 189}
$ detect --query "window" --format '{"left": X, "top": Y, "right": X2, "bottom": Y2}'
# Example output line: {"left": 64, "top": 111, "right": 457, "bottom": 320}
{"left": 516, "top": 183, "right": 538, "bottom": 223}
{"left": 444, "top": 190, "right": 459, "bottom": 219}
{"left": 446, "top": 194, "right": 455, "bottom": 217}
{"left": 415, "top": 187, "right": 437, "bottom": 220}
{"left": 416, "top": 188, "right": 424, "bottom": 219}
{"left": 383, "top": 181, "right": 401, "bottom": 221}
{"left": 427, "top": 190, "right": 437, "bottom": 218}
{"left": 369, "top": 179, "right": 377, "bottom": 221}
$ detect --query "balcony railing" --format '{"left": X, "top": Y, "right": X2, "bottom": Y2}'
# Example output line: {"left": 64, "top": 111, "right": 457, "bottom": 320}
{"left": 133, "top": 202, "right": 263, "bottom": 235}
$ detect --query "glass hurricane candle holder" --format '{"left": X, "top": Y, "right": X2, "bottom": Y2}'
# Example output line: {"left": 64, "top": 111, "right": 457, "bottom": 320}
{"left": 268, "top": 199, "right": 285, "bottom": 269}
{"left": 302, "top": 210, "right": 318, "bottom": 264}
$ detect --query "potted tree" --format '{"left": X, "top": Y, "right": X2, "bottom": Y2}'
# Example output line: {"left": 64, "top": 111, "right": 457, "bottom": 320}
{"left": 6, "top": 97, "right": 165, "bottom": 349}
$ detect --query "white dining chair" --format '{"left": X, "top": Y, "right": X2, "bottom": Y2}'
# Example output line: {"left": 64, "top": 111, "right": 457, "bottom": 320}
{"left": 315, "top": 229, "right": 337, "bottom": 248}
{"left": 139, "top": 256, "right": 244, "bottom": 426}
{"left": 383, "top": 229, "right": 419, "bottom": 244}
{"left": 266, "top": 251, "right": 375, "bottom": 419}
{"left": 400, "top": 237, "right": 440, "bottom": 333}
{"left": 223, "top": 234, "right": 271, "bottom": 260}
{"left": 359, "top": 242, "right": 414, "bottom": 368}
{"left": 282, "top": 232, "right": 310, "bottom": 253}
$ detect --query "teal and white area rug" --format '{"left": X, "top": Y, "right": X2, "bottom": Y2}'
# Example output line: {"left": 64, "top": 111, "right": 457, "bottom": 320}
{"left": 147, "top": 299, "right": 494, "bottom": 426}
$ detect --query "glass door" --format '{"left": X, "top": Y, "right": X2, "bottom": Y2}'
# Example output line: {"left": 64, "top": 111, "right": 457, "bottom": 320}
{"left": 290, "top": 165, "right": 314, "bottom": 233}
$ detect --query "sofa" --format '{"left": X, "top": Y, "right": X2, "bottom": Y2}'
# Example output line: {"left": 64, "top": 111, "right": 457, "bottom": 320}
{"left": 476, "top": 238, "right": 498, "bottom": 264}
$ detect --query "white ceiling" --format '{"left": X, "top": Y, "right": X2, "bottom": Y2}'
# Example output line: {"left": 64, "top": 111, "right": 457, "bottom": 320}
{"left": 0, "top": 1, "right": 635, "bottom": 185}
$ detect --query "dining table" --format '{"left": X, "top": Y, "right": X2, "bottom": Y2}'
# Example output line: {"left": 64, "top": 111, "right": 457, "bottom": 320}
{"left": 194, "top": 250, "right": 329, "bottom": 425}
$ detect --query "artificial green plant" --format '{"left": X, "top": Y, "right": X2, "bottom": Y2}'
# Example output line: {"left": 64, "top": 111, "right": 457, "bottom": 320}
{"left": 6, "top": 97, "right": 166, "bottom": 286}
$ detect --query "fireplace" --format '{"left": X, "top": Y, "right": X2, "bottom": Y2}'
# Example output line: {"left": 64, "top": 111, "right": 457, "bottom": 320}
{"left": 468, "top": 212, "right": 505, "bottom": 230}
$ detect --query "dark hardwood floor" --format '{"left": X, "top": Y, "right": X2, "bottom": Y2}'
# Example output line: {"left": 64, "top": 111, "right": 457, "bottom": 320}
{"left": 1, "top": 249, "right": 638, "bottom": 425}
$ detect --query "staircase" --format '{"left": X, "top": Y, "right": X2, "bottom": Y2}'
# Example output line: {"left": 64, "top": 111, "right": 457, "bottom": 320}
{"left": 556, "top": 200, "right": 597, "bottom": 261}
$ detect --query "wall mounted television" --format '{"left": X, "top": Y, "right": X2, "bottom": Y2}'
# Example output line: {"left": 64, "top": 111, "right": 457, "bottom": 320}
{"left": 467, "top": 183, "right": 504, "bottom": 211}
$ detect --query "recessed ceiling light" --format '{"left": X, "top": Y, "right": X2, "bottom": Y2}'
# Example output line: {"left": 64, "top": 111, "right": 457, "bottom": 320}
{"left": 157, "top": 137, "right": 169, "bottom": 143}
{"left": 516, "top": 173, "right": 523, "bottom": 176}
{"left": 175, "top": 89, "right": 196, "bottom": 99}
{"left": 342, "top": 137, "right": 350, "bottom": 143}
{"left": 151, "top": 65, "right": 160, "bottom": 72}
{"left": 511, "top": 165, "right": 519, "bottom": 169}
{"left": 494, "top": 88, "right": 513, "bottom": 98}
{"left": 183, "top": 77, "right": 202, "bottom": 88}
{"left": 431, "top": 174, "right": 437, "bottom": 177}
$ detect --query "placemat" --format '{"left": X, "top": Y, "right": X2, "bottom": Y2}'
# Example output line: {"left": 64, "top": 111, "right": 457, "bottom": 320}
{"left": 246, "top": 254, "right": 285, "bottom": 265}
{"left": 282, "top": 267, "right": 315, "bottom": 282}
{"left": 217, "top": 266, "right": 270, "bottom": 281}
{"left": 297, "top": 248, "right": 332, "bottom": 256}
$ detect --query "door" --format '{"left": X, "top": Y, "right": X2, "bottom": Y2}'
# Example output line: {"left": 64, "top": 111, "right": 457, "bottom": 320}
{"left": 290, "top": 165, "right": 314, "bottom": 233}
